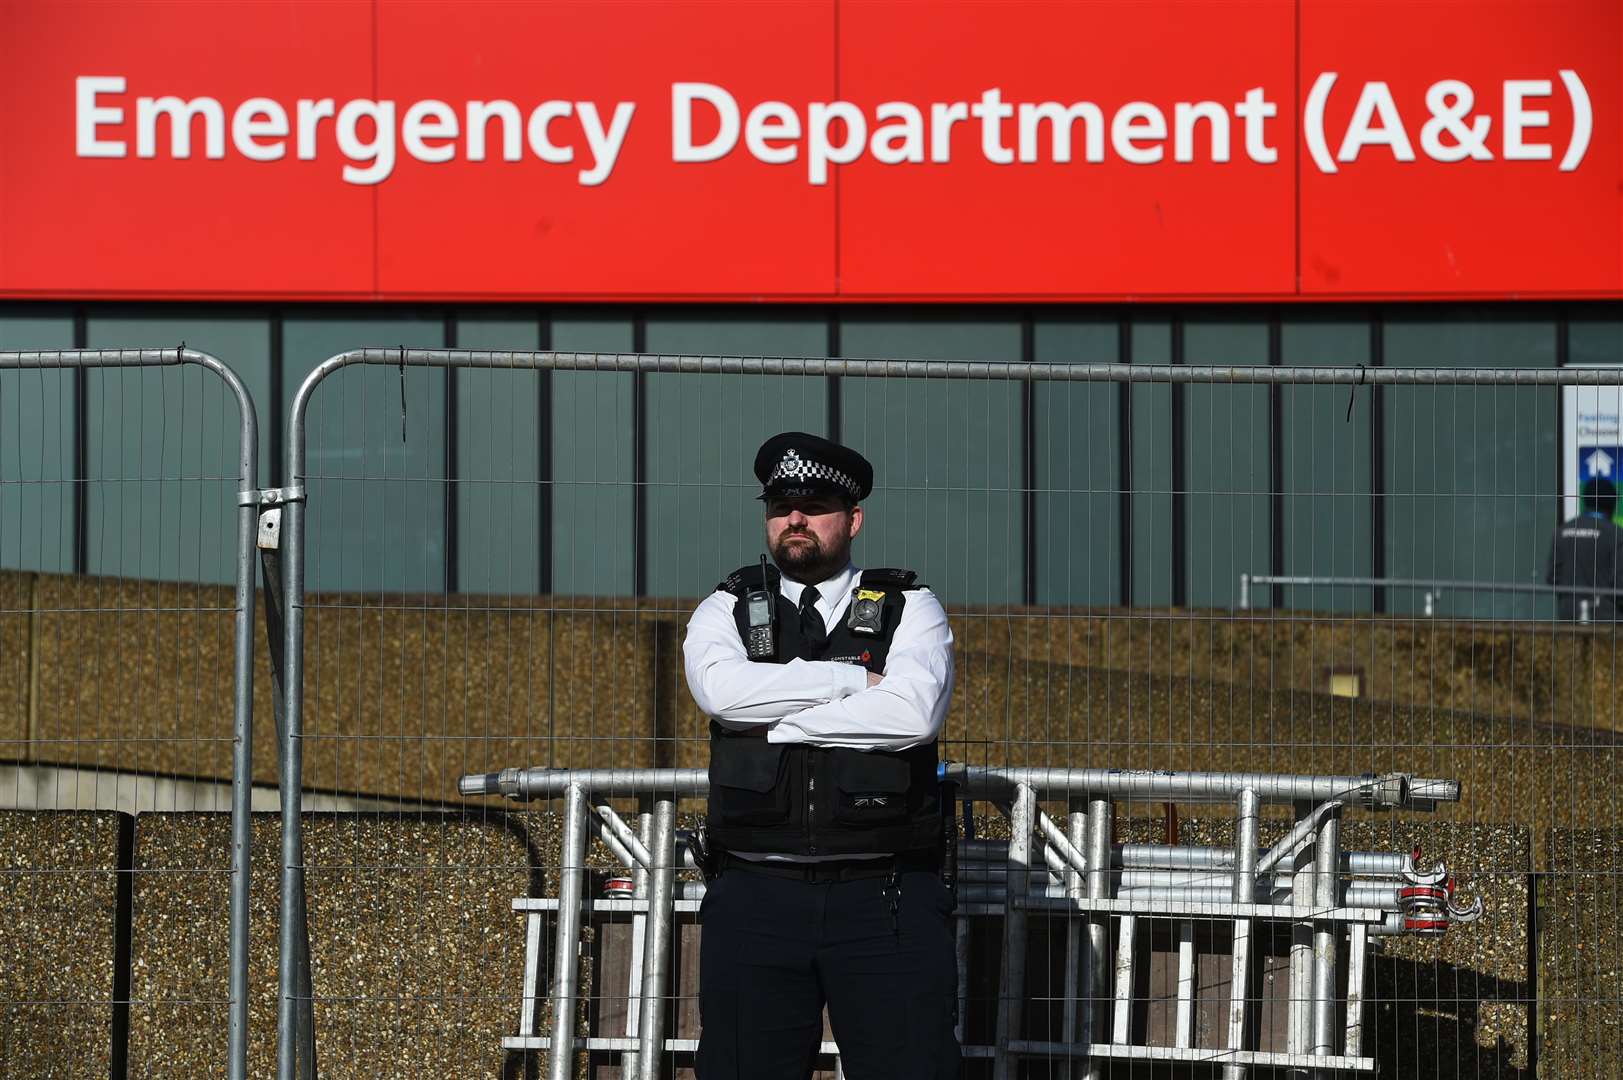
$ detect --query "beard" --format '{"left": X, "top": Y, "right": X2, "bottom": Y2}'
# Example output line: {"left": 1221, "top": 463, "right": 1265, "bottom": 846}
{"left": 771, "top": 530, "right": 848, "bottom": 583}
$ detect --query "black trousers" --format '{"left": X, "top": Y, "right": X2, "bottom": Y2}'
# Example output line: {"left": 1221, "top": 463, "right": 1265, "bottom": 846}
{"left": 696, "top": 865, "right": 961, "bottom": 1080}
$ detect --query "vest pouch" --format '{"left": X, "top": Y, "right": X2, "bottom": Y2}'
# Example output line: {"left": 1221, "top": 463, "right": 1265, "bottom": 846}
{"left": 708, "top": 738, "right": 792, "bottom": 828}
{"left": 828, "top": 750, "right": 913, "bottom": 826}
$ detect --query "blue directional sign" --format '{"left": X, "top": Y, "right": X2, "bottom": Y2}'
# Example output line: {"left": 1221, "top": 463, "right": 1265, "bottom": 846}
{"left": 1580, "top": 445, "right": 1621, "bottom": 483}
{"left": 1565, "top": 381, "right": 1623, "bottom": 523}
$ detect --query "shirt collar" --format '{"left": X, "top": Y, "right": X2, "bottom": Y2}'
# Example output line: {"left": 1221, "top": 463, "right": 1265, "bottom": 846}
{"left": 779, "top": 562, "right": 859, "bottom": 614}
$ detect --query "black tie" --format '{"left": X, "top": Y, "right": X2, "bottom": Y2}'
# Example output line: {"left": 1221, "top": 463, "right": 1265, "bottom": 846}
{"left": 799, "top": 586, "right": 827, "bottom": 650}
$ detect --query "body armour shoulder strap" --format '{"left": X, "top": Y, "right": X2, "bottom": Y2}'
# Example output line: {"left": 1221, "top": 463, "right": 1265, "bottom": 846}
{"left": 717, "top": 562, "right": 782, "bottom": 598}
{"left": 859, "top": 567, "right": 921, "bottom": 591}
{"left": 721, "top": 564, "right": 919, "bottom": 597}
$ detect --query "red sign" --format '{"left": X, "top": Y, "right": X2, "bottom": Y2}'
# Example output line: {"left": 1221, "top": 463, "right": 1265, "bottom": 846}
{"left": 0, "top": 0, "right": 1615, "bottom": 302}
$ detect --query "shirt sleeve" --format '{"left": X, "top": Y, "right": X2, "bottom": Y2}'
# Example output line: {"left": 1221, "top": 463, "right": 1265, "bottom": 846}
{"left": 683, "top": 590, "right": 870, "bottom": 729}
{"left": 765, "top": 588, "right": 954, "bottom": 751}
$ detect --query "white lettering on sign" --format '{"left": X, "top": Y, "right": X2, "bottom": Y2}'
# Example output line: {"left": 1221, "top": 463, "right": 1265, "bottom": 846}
{"left": 75, "top": 76, "right": 127, "bottom": 157}
{"left": 71, "top": 72, "right": 1594, "bottom": 186}
{"left": 1303, "top": 70, "right": 1592, "bottom": 174}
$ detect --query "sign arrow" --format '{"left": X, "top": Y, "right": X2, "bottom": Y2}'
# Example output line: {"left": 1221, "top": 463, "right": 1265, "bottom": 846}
{"left": 1587, "top": 448, "right": 1615, "bottom": 477}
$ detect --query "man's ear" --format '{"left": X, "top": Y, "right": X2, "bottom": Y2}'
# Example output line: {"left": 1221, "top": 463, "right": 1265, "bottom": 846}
{"left": 848, "top": 503, "right": 863, "bottom": 540}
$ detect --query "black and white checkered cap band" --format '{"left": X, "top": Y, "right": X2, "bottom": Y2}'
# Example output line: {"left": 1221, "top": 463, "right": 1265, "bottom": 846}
{"left": 766, "top": 448, "right": 859, "bottom": 497}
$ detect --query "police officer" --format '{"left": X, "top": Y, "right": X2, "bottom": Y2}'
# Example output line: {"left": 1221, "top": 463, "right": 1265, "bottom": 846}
{"left": 1546, "top": 476, "right": 1623, "bottom": 620}
{"left": 682, "top": 431, "right": 959, "bottom": 1080}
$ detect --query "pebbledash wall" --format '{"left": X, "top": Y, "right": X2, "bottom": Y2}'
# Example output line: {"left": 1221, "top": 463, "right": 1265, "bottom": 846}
{"left": 2, "top": 302, "right": 1621, "bottom": 617}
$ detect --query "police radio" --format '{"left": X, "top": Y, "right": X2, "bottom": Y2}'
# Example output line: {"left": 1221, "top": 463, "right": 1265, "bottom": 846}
{"left": 744, "top": 554, "right": 776, "bottom": 660}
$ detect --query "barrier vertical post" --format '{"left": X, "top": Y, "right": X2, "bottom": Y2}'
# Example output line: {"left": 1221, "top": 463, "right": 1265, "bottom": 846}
{"left": 1223, "top": 787, "right": 1261, "bottom": 1080}
{"left": 1287, "top": 801, "right": 1317, "bottom": 1078}
{"left": 1083, "top": 796, "right": 1113, "bottom": 1079}
{"left": 1311, "top": 807, "right": 1343, "bottom": 1069}
{"left": 550, "top": 784, "right": 590, "bottom": 1080}
{"left": 993, "top": 783, "right": 1035, "bottom": 1080}
{"left": 635, "top": 798, "right": 676, "bottom": 1080}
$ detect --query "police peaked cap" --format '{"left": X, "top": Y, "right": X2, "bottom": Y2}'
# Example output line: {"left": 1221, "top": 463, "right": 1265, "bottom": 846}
{"left": 754, "top": 432, "right": 873, "bottom": 502}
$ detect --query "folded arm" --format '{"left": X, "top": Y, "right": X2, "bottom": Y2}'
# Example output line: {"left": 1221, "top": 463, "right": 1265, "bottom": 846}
{"left": 683, "top": 590, "right": 869, "bottom": 730}
{"left": 766, "top": 588, "right": 954, "bottom": 751}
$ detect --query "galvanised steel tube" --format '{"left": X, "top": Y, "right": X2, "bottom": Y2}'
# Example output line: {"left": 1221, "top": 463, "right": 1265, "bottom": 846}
{"left": 1120, "top": 844, "right": 1234, "bottom": 870}
{"left": 964, "top": 883, "right": 1405, "bottom": 908}
{"left": 635, "top": 800, "right": 676, "bottom": 1080}
{"left": 550, "top": 785, "right": 590, "bottom": 1080}
{"left": 1083, "top": 799, "right": 1112, "bottom": 1080}
{"left": 1311, "top": 811, "right": 1343, "bottom": 1066}
{"left": 1245, "top": 573, "right": 1623, "bottom": 599}
{"left": 1259, "top": 799, "right": 1343, "bottom": 879}
{"left": 203, "top": 351, "right": 261, "bottom": 1080}
{"left": 2, "top": 349, "right": 257, "bottom": 1080}
{"left": 594, "top": 803, "right": 653, "bottom": 869}
{"left": 1061, "top": 804, "right": 1086, "bottom": 1080}
{"left": 993, "top": 784, "right": 1036, "bottom": 1080}
{"left": 621, "top": 810, "right": 652, "bottom": 1080}
{"left": 460, "top": 767, "right": 710, "bottom": 799}
{"left": 1037, "top": 809, "right": 1091, "bottom": 875}
{"left": 1115, "top": 845, "right": 1412, "bottom": 875}
{"left": 1224, "top": 788, "right": 1260, "bottom": 1080}
{"left": 1286, "top": 803, "right": 1317, "bottom": 1077}
{"left": 1121, "top": 869, "right": 1405, "bottom": 890}
{"left": 278, "top": 377, "right": 311, "bottom": 1080}
{"left": 294, "top": 347, "right": 1623, "bottom": 387}
{"left": 1107, "top": 886, "right": 1410, "bottom": 910}
{"left": 460, "top": 764, "right": 1458, "bottom": 808}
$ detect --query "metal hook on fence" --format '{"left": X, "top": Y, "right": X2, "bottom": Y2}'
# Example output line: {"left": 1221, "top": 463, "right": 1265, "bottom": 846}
{"left": 1346, "top": 363, "right": 1367, "bottom": 422}
{"left": 398, "top": 345, "right": 407, "bottom": 443}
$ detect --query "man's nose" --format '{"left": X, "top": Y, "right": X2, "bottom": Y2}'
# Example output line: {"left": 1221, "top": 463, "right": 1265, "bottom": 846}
{"left": 786, "top": 509, "right": 808, "bottom": 526}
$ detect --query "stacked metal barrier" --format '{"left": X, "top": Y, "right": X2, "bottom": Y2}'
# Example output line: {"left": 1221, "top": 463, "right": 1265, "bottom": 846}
{"left": 459, "top": 764, "right": 1483, "bottom": 1078}
{"left": 0, "top": 348, "right": 260, "bottom": 1080}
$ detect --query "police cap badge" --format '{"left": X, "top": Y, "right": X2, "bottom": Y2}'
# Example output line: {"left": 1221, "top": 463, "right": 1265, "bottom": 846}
{"left": 754, "top": 431, "right": 873, "bottom": 502}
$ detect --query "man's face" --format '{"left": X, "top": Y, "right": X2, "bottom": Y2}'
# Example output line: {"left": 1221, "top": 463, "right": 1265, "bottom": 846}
{"left": 765, "top": 494, "right": 863, "bottom": 582}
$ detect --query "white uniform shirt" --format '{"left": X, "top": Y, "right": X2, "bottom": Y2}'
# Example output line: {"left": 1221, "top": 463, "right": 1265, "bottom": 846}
{"left": 683, "top": 562, "right": 955, "bottom": 751}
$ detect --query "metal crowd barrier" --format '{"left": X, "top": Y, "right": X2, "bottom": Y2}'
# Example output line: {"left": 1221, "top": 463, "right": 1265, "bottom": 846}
{"left": 278, "top": 351, "right": 1601, "bottom": 1080}
{"left": 1238, "top": 573, "right": 1623, "bottom": 621}
{"left": 0, "top": 348, "right": 260, "bottom": 1080}
{"left": 458, "top": 764, "right": 1482, "bottom": 1079}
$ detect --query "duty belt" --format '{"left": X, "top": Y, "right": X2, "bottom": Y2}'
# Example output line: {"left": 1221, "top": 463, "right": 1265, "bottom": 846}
{"left": 720, "top": 850, "right": 936, "bottom": 882}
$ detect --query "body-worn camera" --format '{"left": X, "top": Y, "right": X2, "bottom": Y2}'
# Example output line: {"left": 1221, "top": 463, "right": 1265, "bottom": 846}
{"left": 846, "top": 587, "right": 887, "bottom": 636}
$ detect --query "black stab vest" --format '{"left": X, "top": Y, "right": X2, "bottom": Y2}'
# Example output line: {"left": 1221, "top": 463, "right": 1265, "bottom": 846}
{"left": 706, "top": 564, "right": 944, "bottom": 859}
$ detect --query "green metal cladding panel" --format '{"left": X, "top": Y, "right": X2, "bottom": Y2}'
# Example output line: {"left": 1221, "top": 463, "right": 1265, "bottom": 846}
{"left": 1382, "top": 309, "right": 1557, "bottom": 620}
{"left": 84, "top": 315, "right": 273, "bottom": 585}
{"left": 0, "top": 315, "right": 75, "bottom": 574}
{"left": 453, "top": 317, "right": 543, "bottom": 596}
{"left": 838, "top": 314, "right": 1023, "bottom": 608}
{"left": 1032, "top": 316, "right": 1120, "bottom": 606}
{"left": 1129, "top": 317, "right": 1173, "bottom": 608}
{"left": 1569, "top": 315, "right": 1623, "bottom": 367}
{"left": 551, "top": 315, "right": 634, "bottom": 597}
{"left": 1183, "top": 315, "right": 1270, "bottom": 611}
{"left": 283, "top": 313, "right": 446, "bottom": 594}
{"left": 1279, "top": 313, "right": 1373, "bottom": 614}
{"left": 643, "top": 313, "right": 829, "bottom": 600}
{"left": 3, "top": 301, "right": 1613, "bottom": 620}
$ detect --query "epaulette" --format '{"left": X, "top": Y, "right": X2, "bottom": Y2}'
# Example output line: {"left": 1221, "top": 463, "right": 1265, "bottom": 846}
{"left": 717, "top": 562, "right": 782, "bottom": 598}
{"left": 859, "top": 567, "right": 921, "bottom": 591}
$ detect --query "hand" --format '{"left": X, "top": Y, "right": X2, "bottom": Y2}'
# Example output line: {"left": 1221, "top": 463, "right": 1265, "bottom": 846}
{"left": 866, "top": 671, "right": 883, "bottom": 688}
